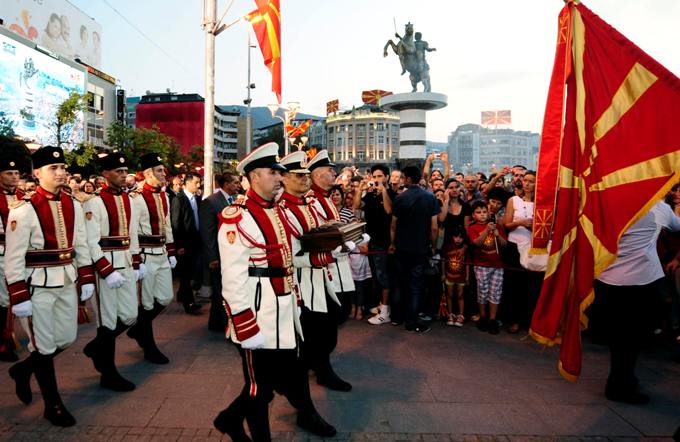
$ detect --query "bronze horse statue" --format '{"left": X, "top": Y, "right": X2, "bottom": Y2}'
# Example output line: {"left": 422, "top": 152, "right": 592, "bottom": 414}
{"left": 383, "top": 22, "right": 431, "bottom": 92}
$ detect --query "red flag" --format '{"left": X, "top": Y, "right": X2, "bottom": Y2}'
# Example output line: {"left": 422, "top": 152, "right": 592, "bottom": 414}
{"left": 481, "top": 110, "right": 511, "bottom": 126}
{"left": 245, "top": 0, "right": 281, "bottom": 103}
{"left": 362, "top": 90, "right": 393, "bottom": 105}
{"left": 287, "top": 119, "right": 312, "bottom": 138}
{"left": 326, "top": 99, "right": 339, "bottom": 114}
{"left": 530, "top": 1, "right": 680, "bottom": 381}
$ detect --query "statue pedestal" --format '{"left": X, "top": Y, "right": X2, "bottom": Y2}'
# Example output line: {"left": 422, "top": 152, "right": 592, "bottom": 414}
{"left": 380, "top": 92, "right": 447, "bottom": 162}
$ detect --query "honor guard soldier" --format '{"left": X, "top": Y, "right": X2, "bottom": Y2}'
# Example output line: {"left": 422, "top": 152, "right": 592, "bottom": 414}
{"left": 127, "top": 153, "right": 176, "bottom": 364}
{"left": 279, "top": 151, "right": 352, "bottom": 393}
{"left": 5, "top": 146, "right": 96, "bottom": 427}
{"left": 213, "top": 143, "right": 332, "bottom": 442}
{"left": 0, "top": 136, "right": 31, "bottom": 362}
{"left": 82, "top": 152, "right": 144, "bottom": 391}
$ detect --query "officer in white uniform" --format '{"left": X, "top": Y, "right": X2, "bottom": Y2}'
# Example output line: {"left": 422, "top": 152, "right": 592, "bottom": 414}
{"left": 82, "top": 152, "right": 144, "bottom": 391}
{"left": 213, "top": 143, "right": 335, "bottom": 441}
{"left": 127, "top": 153, "right": 177, "bottom": 364}
{"left": 6, "top": 146, "right": 95, "bottom": 427}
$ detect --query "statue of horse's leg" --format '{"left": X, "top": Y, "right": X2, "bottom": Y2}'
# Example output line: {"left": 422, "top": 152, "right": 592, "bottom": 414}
{"left": 409, "top": 74, "right": 418, "bottom": 92}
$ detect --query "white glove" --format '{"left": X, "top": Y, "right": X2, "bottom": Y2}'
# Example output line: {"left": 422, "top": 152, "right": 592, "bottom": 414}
{"left": 135, "top": 263, "right": 148, "bottom": 281}
{"left": 12, "top": 301, "right": 32, "bottom": 317}
{"left": 240, "top": 331, "right": 265, "bottom": 349}
{"left": 331, "top": 245, "right": 343, "bottom": 258}
{"left": 105, "top": 271, "right": 127, "bottom": 289}
{"left": 344, "top": 240, "right": 357, "bottom": 252}
{"left": 168, "top": 256, "right": 177, "bottom": 269}
{"left": 359, "top": 233, "right": 371, "bottom": 245}
{"left": 80, "top": 284, "right": 95, "bottom": 301}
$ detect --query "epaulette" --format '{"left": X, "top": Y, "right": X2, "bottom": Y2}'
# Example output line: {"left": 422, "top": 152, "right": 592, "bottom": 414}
{"left": 220, "top": 205, "right": 243, "bottom": 224}
{"left": 8, "top": 199, "right": 27, "bottom": 210}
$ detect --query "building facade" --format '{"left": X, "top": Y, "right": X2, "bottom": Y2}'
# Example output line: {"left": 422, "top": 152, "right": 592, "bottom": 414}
{"left": 447, "top": 124, "right": 539, "bottom": 173}
{"left": 326, "top": 104, "right": 399, "bottom": 167}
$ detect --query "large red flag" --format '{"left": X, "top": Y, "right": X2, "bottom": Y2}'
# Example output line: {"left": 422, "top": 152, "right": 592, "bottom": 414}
{"left": 245, "top": 0, "right": 281, "bottom": 103}
{"left": 530, "top": 0, "right": 680, "bottom": 381}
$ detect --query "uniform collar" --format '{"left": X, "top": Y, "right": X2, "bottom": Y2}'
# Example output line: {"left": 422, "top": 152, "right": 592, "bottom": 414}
{"left": 143, "top": 182, "right": 162, "bottom": 193}
{"left": 281, "top": 191, "right": 306, "bottom": 205}
{"left": 101, "top": 184, "right": 122, "bottom": 196}
{"left": 36, "top": 186, "right": 60, "bottom": 201}
{"left": 246, "top": 188, "right": 274, "bottom": 208}
{"left": 1, "top": 186, "right": 16, "bottom": 196}
{"left": 311, "top": 183, "right": 329, "bottom": 197}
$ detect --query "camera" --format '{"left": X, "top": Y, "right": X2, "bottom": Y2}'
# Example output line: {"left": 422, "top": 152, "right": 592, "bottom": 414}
{"left": 433, "top": 153, "right": 441, "bottom": 160}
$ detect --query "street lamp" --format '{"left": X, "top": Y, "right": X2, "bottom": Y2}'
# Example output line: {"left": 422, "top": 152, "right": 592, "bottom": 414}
{"left": 289, "top": 135, "right": 308, "bottom": 151}
{"left": 268, "top": 102, "right": 300, "bottom": 155}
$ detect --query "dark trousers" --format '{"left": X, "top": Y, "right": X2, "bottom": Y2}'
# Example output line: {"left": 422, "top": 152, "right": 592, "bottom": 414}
{"left": 592, "top": 279, "right": 658, "bottom": 396}
{"left": 393, "top": 251, "right": 428, "bottom": 328}
{"left": 299, "top": 296, "right": 338, "bottom": 375}
{"left": 176, "top": 246, "right": 201, "bottom": 304}
{"left": 225, "top": 346, "right": 312, "bottom": 442}
{"left": 501, "top": 242, "right": 544, "bottom": 327}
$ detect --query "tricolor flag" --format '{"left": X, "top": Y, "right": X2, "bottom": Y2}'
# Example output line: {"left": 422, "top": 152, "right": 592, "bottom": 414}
{"left": 530, "top": 0, "right": 680, "bottom": 381}
{"left": 245, "top": 0, "right": 281, "bottom": 103}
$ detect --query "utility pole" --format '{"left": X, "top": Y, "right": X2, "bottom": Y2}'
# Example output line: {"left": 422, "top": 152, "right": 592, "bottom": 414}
{"left": 203, "top": 0, "right": 216, "bottom": 195}
{"left": 245, "top": 32, "right": 253, "bottom": 155}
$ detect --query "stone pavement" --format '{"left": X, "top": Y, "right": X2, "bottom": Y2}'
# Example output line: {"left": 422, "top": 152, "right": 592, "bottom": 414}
{"left": 1, "top": 301, "right": 679, "bottom": 441}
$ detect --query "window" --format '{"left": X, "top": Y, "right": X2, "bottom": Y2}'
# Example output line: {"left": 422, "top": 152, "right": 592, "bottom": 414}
{"left": 358, "top": 151, "right": 365, "bottom": 160}
{"left": 377, "top": 123, "right": 384, "bottom": 131}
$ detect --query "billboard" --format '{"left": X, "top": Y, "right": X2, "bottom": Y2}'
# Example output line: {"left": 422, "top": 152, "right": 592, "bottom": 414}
{"left": 0, "top": 32, "right": 86, "bottom": 146}
{"left": 1, "top": 0, "right": 102, "bottom": 68}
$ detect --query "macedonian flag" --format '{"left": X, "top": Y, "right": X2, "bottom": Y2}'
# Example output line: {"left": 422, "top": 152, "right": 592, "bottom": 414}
{"left": 245, "top": 0, "right": 281, "bottom": 103}
{"left": 530, "top": 0, "right": 680, "bottom": 381}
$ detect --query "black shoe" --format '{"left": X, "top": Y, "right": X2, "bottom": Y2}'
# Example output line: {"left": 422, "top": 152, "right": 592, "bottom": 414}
{"left": 297, "top": 412, "right": 337, "bottom": 437}
{"left": 8, "top": 360, "right": 32, "bottom": 404}
{"left": 213, "top": 409, "right": 252, "bottom": 442}
{"left": 316, "top": 370, "right": 352, "bottom": 392}
{"left": 100, "top": 371, "right": 135, "bottom": 392}
{"left": 488, "top": 319, "right": 500, "bottom": 335}
{"left": 183, "top": 302, "right": 202, "bottom": 314}
{"left": 605, "top": 391, "right": 650, "bottom": 405}
{"left": 83, "top": 335, "right": 105, "bottom": 374}
{"left": 143, "top": 346, "right": 169, "bottom": 365}
{"left": 406, "top": 324, "right": 432, "bottom": 334}
{"left": 477, "top": 317, "right": 489, "bottom": 332}
{"left": 44, "top": 403, "right": 76, "bottom": 427}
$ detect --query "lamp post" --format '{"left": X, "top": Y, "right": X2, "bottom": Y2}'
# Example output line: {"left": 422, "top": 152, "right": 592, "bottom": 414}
{"left": 289, "top": 135, "right": 308, "bottom": 151}
{"left": 267, "top": 102, "right": 299, "bottom": 155}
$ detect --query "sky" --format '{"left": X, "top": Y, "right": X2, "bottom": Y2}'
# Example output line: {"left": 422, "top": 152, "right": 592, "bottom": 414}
{"left": 68, "top": 0, "right": 680, "bottom": 142}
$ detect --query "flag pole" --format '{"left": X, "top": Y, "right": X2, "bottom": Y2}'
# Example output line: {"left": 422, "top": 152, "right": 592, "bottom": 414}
{"left": 246, "top": 31, "right": 253, "bottom": 155}
{"left": 203, "top": 0, "right": 216, "bottom": 195}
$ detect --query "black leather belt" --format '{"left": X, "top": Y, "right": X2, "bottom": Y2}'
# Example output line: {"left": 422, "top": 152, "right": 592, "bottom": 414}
{"left": 139, "top": 235, "right": 166, "bottom": 247}
{"left": 99, "top": 236, "right": 131, "bottom": 251}
{"left": 25, "top": 249, "right": 75, "bottom": 267}
{"left": 0, "top": 233, "right": 5, "bottom": 244}
{"left": 248, "top": 267, "right": 289, "bottom": 278}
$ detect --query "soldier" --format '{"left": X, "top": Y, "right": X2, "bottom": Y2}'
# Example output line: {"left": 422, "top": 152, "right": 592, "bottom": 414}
{"left": 0, "top": 136, "right": 31, "bottom": 362}
{"left": 126, "top": 153, "right": 177, "bottom": 364}
{"left": 82, "top": 152, "right": 144, "bottom": 391}
{"left": 6, "top": 145, "right": 96, "bottom": 427}
{"left": 213, "top": 143, "right": 332, "bottom": 442}
{"left": 279, "top": 151, "right": 353, "bottom": 394}
{"left": 306, "top": 150, "right": 358, "bottom": 391}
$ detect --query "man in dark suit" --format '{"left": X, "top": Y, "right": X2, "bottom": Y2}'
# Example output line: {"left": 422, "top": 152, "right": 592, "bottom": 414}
{"left": 199, "top": 171, "right": 241, "bottom": 331}
{"left": 170, "top": 172, "right": 203, "bottom": 314}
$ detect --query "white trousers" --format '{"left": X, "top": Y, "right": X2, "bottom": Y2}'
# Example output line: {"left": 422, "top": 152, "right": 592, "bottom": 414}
{"left": 140, "top": 254, "right": 173, "bottom": 311}
{"left": 25, "top": 279, "right": 78, "bottom": 355}
{"left": 91, "top": 267, "right": 138, "bottom": 330}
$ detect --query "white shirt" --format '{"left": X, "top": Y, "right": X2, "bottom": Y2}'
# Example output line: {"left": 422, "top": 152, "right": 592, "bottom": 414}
{"left": 218, "top": 188, "right": 233, "bottom": 205}
{"left": 184, "top": 189, "right": 199, "bottom": 228}
{"left": 598, "top": 201, "right": 680, "bottom": 286}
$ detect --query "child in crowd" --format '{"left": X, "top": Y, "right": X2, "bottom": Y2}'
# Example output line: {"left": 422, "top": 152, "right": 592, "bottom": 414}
{"left": 442, "top": 226, "right": 468, "bottom": 327}
{"left": 349, "top": 242, "right": 372, "bottom": 320}
{"left": 466, "top": 200, "right": 507, "bottom": 334}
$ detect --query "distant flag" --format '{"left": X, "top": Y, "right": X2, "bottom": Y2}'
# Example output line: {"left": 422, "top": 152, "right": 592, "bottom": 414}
{"left": 362, "top": 89, "right": 393, "bottom": 105}
{"left": 481, "top": 110, "right": 511, "bottom": 126}
{"left": 306, "top": 147, "right": 317, "bottom": 159}
{"left": 529, "top": 0, "right": 680, "bottom": 381}
{"left": 326, "top": 99, "right": 339, "bottom": 114}
{"left": 286, "top": 119, "right": 312, "bottom": 138}
{"left": 245, "top": 0, "right": 281, "bottom": 103}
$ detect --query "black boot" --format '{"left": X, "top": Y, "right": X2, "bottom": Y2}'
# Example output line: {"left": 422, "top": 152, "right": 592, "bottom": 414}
{"left": 244, "top": 398, "right": 272, "bottom": 442}
{"left": 213, "top": 396, "right": 252, "bottom": 442}
{"left": 83, "top": 327, "right": 106, "bottom": 374}
{"left": 8, "top": 352, "right": 35, "bottom": 404}
{"left": 0, "top": 306, "right": 18, "bottom": 362}
{"left": 315, "top": 361, "right": 352, "bottom": 392}
{"left": 208, "top": 298, "right": 228, "bottom": 332}
{"left": 128, "top": 304, "right": 169, "bottom": 364}
{"left": 33, "top": 352, "right": 76, "bottom": 427}
{"left": 297, "top": 412, "right": 337, "bottom": 438}
{"left": 99, "top": 328, "right": 135, "bottom": 392}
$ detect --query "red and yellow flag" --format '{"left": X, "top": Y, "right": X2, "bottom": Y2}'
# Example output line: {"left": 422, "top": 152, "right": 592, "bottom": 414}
{"left": 286, "top": 119, "right": 312, "bottom": 138}
{"left": 530, "top": 1, "right": 680, "bottom": 381}
{"left": 362, "top": 90, "right": 393, "bottom": 105}
{"left": 245, "top": 0, "right": 281, "bottom": 103}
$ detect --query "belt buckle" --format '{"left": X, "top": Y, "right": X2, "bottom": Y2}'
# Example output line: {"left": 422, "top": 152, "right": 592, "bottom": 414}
{"left": 58, "top": 252, "right": 71, "bottom": 260}
{"left": 122, "top": 239, "right": 130, "bottom": 246}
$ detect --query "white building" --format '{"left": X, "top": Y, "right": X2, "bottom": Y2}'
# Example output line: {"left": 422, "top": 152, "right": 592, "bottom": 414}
{"left": 214, "top": 108, "right": 239, "bottom": 161}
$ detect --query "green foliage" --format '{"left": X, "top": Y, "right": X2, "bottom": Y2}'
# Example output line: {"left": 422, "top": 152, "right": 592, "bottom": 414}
{"left": 0, "top": 114, "right": 17, "bottom": 137}
{"left": 53, "top": 92, "right": 87, "bottom": 148}
{"left": 64, "top": 142, "right": 99, "bottom": 176}
{"left": 104, "top": 122, "right": 184, "bottom": 173}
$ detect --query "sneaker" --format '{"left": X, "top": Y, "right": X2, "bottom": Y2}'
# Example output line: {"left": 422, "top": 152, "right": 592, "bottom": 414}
{"left": 369, "top": 305, "right": 381, "bottom": 315}
{"left": 418, "top": 313, "right": 433, "bottom": 321}
{"left": 446, "top": 313, "right": 455, "bottom": 326}
{"left": 488, "top": 319, "right": 500, "bottom": 335}
{"left": 454, "top": 315, "right": 464, "bottom": 327}
{"left": 368, "top": 307, "right": 391, "bottom": 325}
{"left": 407, "top": 324, "right": 432, "bottom": 334}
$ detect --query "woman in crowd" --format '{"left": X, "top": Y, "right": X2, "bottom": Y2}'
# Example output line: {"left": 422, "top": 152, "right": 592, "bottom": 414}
{"left": 82, "top": 181, "right": 96, "bottom": 195}
{"left": 660, "top": 181, "right": 680, "bottom": 342}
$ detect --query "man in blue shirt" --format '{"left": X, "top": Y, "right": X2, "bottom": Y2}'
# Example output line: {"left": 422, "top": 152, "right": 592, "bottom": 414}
{"left": 389, "top": 166, "right": 439, "bottom": 333}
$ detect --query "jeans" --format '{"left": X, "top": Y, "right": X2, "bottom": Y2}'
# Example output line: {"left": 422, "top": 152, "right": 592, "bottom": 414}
{"left": 394, "top": 251, "right": 429, "bottom": 329}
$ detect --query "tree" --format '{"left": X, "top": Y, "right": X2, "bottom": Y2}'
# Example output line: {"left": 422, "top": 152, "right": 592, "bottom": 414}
{"left": 53, "top": 92, "right": 87, "bottom": 149}
{"left": 0, "top": 113, "right": 17, "bottom": 138}
{"left": 64, "top": 142, "right": 99, "bottom": 176}
{"left": 104, "top": 122, "right": 183, "bottom": 173}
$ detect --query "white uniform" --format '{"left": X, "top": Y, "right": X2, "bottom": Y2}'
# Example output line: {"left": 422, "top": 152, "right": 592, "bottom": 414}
{"left": 0, "top": 189, "right": 23, "bottom": 308}
{"left": 130, "top": 184, "right": 175, "bottom": 310}
{"left": 83, "top": 188, "right": 141, "bottom": 329}
{"left": 219, "top": 194, "right": 302, "bottom": 349}
{"left": 5, "top": 189, "right": 94, "bottom": 354}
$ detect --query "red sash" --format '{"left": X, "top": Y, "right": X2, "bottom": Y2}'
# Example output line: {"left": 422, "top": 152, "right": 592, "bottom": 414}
{"left": 30, "top": 187, "right": 75, "bottom": 249}
{"left": 100, "top": 186, "right": 131, "bottom": 235}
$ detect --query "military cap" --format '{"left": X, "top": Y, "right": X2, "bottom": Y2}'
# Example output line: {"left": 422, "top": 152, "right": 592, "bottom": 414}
{"left": 140, "top": 153, "right": 164, "bottom": 171}
{"left": 98, "top": 152, "right": 129, "bottom": 171}
{"left": 306, "top": 149, "right": 336, "bottom": 172}
{"left": 32, "top": 145, "right": 65, "bottom": 169}
{"left": 236, "top": 142, "right": 286, "bottom": 174}
{"left": 279, "top": 150, "right": 310, "bottom": 174}
{"left": 0, "top": 136, "right": 31, "bottom": 173}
